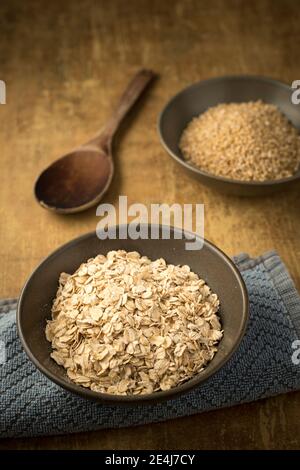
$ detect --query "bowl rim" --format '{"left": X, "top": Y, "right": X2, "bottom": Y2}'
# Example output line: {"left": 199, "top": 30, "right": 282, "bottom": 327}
{"left": 17, "top": 226, "right": 249, "bottom": 403}
{"left": 158, "top": 74, "right": 300, "bottom": 187}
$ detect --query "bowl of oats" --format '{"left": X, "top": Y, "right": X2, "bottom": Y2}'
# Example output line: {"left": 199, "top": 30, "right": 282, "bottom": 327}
{"left": 158, "top": 75, "right": 300, "bottom": 196}
{"left": 17, "top": 226, "right": 248, "bottom": 403}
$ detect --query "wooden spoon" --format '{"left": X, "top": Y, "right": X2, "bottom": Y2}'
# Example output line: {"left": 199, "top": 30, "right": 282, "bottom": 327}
{"left": 34, "top": 69, "right": 155, "bottom": 213}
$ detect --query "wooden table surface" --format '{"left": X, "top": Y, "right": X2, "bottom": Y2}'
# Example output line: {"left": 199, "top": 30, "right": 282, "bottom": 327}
{"left": 1, "top": 0, "right": 300, "bottom": 450}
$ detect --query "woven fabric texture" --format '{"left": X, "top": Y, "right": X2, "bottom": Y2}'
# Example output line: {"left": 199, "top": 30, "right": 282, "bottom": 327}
{"left": 1, "top": 251, "right": 300, "bottom": 438}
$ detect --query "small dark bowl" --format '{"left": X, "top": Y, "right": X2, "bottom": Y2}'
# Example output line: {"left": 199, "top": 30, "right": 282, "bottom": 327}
{"left": 17, "top": 226, "right": 248, "bottom": 404}
{"left": 158, "top": 75, "right": 300, "bottom": 196}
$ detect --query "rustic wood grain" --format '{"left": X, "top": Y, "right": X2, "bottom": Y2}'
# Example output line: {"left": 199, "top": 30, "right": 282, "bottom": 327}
{"left": 0, "top": 0, "right": 299, "bottom": 450}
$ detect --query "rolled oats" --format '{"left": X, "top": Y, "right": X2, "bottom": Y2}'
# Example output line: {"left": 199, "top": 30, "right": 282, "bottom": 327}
{"left": 45, "top": 250, "right": 222, "bottom": 395}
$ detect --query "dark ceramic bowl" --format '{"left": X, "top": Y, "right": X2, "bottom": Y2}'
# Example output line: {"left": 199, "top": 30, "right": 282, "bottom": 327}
{"left": 158, "top": 75, "right": 300, "bottom": 196}
{"left": 17, "top": 226, "right": 248, "bottom": 404}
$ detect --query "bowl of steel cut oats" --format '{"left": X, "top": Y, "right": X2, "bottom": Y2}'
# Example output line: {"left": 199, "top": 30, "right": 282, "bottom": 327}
{"left": 158, "top": 75, "right": 300, "bottom": 196}
{"left": 17, "top": 226, "right": 248, "bottom": 403}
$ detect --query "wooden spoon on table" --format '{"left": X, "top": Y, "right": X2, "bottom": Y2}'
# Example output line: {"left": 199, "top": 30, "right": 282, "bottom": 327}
{"left": 34, "top": 69, "right": 155, "bottom": 214}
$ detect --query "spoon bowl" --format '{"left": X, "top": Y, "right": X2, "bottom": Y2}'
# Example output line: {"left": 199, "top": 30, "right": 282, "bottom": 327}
{"left": 35, "top": 147, "right": 113, "bottom": 213}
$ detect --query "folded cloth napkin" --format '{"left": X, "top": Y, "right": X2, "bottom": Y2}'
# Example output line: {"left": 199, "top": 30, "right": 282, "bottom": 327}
{"left": 1, "top": 251, "right": 300, "bottom": 438}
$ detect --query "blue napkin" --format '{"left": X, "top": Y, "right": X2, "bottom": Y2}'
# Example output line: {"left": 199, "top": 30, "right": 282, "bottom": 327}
{"left": 1, "top": 251, "right": 300, "bottom": 438}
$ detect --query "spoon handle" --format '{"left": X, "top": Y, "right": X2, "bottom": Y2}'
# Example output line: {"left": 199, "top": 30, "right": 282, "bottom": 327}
{"left": 90, "top": 69, "right": 155, "bottom": 148}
